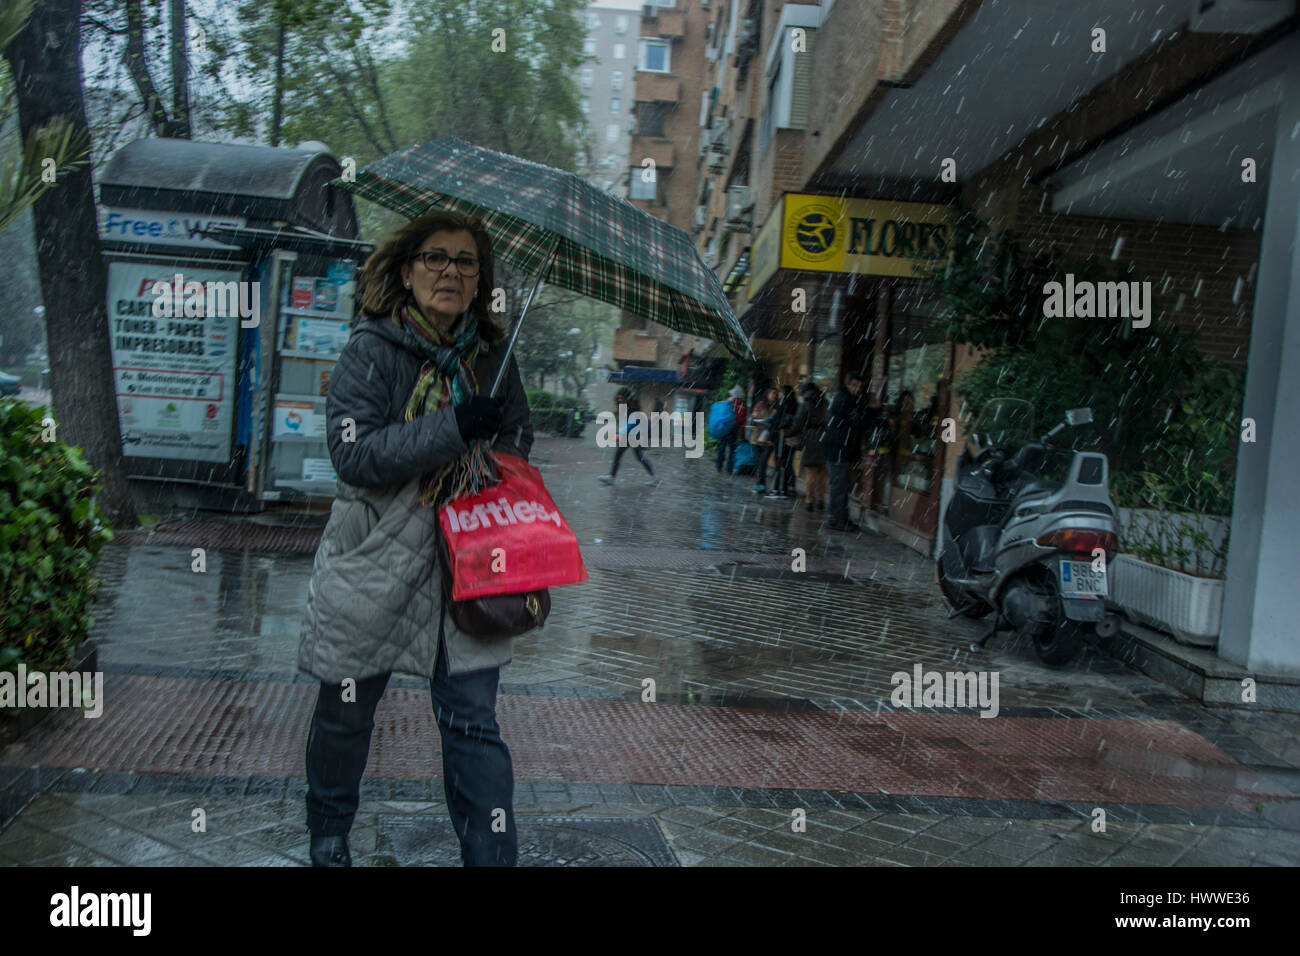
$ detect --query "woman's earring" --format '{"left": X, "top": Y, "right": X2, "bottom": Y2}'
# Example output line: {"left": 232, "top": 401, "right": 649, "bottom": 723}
{"left": 405, "top": 282, "right": 411, "bottom": 288}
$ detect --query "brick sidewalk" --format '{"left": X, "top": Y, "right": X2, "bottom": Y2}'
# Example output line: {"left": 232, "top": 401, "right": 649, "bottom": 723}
{"left": 3, "top": 437, "right": 1298, "bottom": 866}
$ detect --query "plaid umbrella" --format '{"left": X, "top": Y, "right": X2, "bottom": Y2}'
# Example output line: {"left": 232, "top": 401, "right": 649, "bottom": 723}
{"left": 333, "top": 137, "right": 754, "bottom": 390}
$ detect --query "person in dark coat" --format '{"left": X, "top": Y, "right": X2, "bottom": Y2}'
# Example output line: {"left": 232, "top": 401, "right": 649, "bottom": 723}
{"left": 766, "top": 385, "right": 798, "bottom": 499}
{"left": 791, "top": 382, "right": 829, "bottom": 511}
{"left": 299, "top": 209, "right": 532, "bottom": 868}
{"left": 822, "top": 371, "right": 868, "bottom": 530}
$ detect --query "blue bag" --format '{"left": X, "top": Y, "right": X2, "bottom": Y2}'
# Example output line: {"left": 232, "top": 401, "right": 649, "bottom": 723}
{"left": 732, "top": 440, "right": 757, "bottom": 474}
{"left": 709, "top": 399, "right": 736, "bottom": 439}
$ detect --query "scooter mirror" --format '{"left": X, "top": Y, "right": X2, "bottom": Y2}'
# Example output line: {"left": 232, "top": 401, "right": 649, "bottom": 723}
{"left": 1066, "top": 407, "right": 1093, "bottom": 426}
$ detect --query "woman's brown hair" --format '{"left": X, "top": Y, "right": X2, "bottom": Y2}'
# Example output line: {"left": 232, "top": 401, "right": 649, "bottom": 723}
{"left": 357, "top": 209, "right": 504, "bottom": 343}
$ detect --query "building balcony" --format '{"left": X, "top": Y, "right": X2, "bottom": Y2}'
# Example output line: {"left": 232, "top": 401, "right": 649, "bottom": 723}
{"left": 655, "top": 9, "right": 686, "bottom": 38}
{"left": 629, "top": 136, "right": 676, "bottom": 170}
{"left": 640, "top": 6, "right": 686, "bottom": 38}
{"left": 614, "top": 328, "right": 661, "bottom": 364}
{"left": 633, "top": 72, "right": 682, "bottom": 104}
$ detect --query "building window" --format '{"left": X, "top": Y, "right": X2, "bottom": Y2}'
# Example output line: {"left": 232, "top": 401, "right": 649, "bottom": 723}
{"left": 606, "top": 123, "right": 620, "bottom": 142}
{"left": 581, "top": 68, "right": 593, "bottom": 88}
{"left": 629, "top": 169, "right": 656, "bottom": 201}
{"left": 587, "top": 12, "right": 599, "bottom": 29}
{"left": 613, "top": 42, "right": 626, "bottom": 59}
{"left": 614, "top": 15, "right": 628, "bottom": 34}
{"left": 639, "top": 39, "right": 670, "bottom": 73}
{"left": 583, "top": 38, "right": 596, "bottom": 56}
{"left": 611, "top": 71, "right": 624, "bottom": 91}
{"left": 610, "top": 97, "right": 621, "bottom": 114}
{"left": 580, "top": 98, "right": 590, "bottom": 114}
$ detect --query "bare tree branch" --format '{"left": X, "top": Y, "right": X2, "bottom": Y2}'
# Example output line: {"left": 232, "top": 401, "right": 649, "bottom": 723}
{"left": 122, "top": 0, "right": 169, "bottom": 135}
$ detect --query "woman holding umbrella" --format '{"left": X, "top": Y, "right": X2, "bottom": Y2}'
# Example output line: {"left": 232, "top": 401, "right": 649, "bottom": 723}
{"left": 298, "top": 209, "right": 533, "bottom": 867}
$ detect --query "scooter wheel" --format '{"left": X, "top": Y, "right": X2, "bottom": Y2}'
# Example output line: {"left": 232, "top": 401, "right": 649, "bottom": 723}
{"left": 1033, "top": 619, "right": 1085, "bottom": 667}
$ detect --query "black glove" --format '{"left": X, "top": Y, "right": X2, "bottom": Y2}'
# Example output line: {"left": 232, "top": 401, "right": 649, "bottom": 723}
{"left": 454, "top": 395, "right": 504, "bottom": 442}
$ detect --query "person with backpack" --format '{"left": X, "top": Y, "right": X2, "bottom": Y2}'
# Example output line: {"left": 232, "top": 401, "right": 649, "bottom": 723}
{"left": 599, "top": 387, "right": 657, "bottom": 485}
{"left": 712, "top": 386, "right": 747, "bottom": 475}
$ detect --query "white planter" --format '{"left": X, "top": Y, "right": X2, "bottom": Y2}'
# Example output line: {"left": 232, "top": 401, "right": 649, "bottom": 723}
{"left": 1111, "top": 553, "right": 1224, "bottom": 647}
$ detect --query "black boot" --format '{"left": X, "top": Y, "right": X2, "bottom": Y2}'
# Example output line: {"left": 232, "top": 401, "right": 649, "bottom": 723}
{"left": 310, "top": 834, "right": 352, "bottom": 867}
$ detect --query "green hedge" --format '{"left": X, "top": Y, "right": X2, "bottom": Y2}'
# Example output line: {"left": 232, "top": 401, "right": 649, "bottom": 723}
{"left": 525, "top": 390, "right": 590, "bottom": 436}
{"left": 0, "top": 399, "right": 113, "bottom": 681}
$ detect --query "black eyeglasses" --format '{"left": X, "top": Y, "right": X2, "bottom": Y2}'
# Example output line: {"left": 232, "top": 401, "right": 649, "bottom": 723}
{"left": 411, "top": 250, "right": 480, "bottom": 277}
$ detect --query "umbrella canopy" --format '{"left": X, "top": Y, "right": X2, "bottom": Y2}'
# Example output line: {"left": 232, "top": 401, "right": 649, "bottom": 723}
{"left": 333, "top": 137, "right": 754, "bottom": 360}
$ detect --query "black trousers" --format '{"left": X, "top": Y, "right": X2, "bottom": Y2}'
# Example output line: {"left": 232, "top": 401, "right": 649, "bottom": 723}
{"left": 304, "top": 639, "right": 517, "bottom": 866}
{"left": 612, "top": 444, "right": 654, "bottom": 476}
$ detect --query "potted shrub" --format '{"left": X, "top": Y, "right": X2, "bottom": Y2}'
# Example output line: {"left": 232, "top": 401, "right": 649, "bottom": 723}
{"left": 1109, "top": 367, "right": 1241, "bottom": 646}
{"left": 1112, "top": 473, "right": 1230, "bottom": 646}
{"left": 0, "top": 398, "right": 113, "bottom": 744}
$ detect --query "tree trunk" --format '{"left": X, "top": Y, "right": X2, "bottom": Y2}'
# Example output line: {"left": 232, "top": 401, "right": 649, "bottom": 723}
{"left": 168, "top": 0, "right": 191, "bottom": 138}
{"left": 4, "top": 0, "right": 138, "bottom": 528}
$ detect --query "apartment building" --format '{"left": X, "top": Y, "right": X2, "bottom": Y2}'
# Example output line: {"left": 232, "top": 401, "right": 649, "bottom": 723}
{"left": 692, "top": 0, "right": 1299, "bottom": 678}
{"left": 577, "top": 3, "right": 642, "bottom": 196}
{"left": 612, "top": 0, "right": 716, "bottom": 408}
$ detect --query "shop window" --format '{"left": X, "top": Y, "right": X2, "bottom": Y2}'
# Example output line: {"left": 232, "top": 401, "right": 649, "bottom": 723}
{"left": 880, "top": 284, "right": 947, "bottom": 494}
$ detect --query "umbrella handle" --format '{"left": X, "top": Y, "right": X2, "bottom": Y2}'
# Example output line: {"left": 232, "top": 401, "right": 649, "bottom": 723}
{"left": 491, "top": 238, "right": 561, "bottom": 398}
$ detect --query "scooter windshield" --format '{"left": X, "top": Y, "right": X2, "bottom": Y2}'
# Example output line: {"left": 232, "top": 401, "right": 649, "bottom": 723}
{"left": 970, "top": 398, "right": 1036, "bottom": 454}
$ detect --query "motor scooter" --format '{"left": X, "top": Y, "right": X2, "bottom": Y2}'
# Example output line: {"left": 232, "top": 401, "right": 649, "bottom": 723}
{"left": 935, "top": 398, "right": 1122, "bottom": 665}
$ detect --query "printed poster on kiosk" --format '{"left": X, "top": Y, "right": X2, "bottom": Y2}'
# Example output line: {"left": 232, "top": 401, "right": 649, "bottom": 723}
{"left": 107, "top": 261, "right": 242, "bottom": 462}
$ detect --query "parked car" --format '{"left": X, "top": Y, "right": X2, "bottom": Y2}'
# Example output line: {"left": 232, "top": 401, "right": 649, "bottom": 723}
{"left": 0, "top": 371, "right": 22, "bottom": 397}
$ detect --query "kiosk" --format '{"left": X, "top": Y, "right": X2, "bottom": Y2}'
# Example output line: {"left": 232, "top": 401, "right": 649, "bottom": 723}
{"left": 96, "top": 138, "right": 374, "bottom": 512}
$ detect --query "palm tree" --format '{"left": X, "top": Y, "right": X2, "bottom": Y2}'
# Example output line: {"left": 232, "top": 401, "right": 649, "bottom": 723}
{"left": 0, "top": 0, "right": 88, "bottom": 234}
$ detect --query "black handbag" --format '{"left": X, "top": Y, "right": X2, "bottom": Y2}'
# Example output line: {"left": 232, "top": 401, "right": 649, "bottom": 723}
{"left": 435, "top": 523, "right": 550, "bottom": 638}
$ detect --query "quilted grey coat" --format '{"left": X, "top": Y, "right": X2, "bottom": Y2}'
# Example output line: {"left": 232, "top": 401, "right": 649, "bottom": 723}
{"left": 298, "top": 311, "right": 534, "bottom": 683}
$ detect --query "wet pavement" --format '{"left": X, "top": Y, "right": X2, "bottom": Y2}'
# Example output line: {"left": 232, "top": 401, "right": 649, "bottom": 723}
{"left": 2, "top": 436, "right": 1298, "bottom": 866}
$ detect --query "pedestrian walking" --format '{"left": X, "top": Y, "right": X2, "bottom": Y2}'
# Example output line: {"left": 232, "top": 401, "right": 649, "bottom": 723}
{"left": 823, "top": 371, "right": 869, "bottom": 531}
{"left": 298, "top": 209, "right": 533, "bottom": 867}
{"left": 767, "top": 385, "right": 799, "bottom": 499}
{"left": 714, "top": 385, "right": 747, "bottom": 475}
{"left": 792, "top": 381, "right": 829, "bottom": 512}
{"left": 749, "top": 386, "right": 778, "bottom": 493}
{"left": 600, "top": 387, "right": 657, "bottom": 485}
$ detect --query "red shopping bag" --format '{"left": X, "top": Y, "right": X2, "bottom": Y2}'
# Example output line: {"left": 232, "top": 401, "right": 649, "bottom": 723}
{"left": 438, "top": 452, "right": 588, "bottom": 600}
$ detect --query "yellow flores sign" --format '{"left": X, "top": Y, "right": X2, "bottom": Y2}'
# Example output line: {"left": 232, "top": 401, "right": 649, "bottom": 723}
{"left": 751, "top": 194, "right": 953, "bottom": 288}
